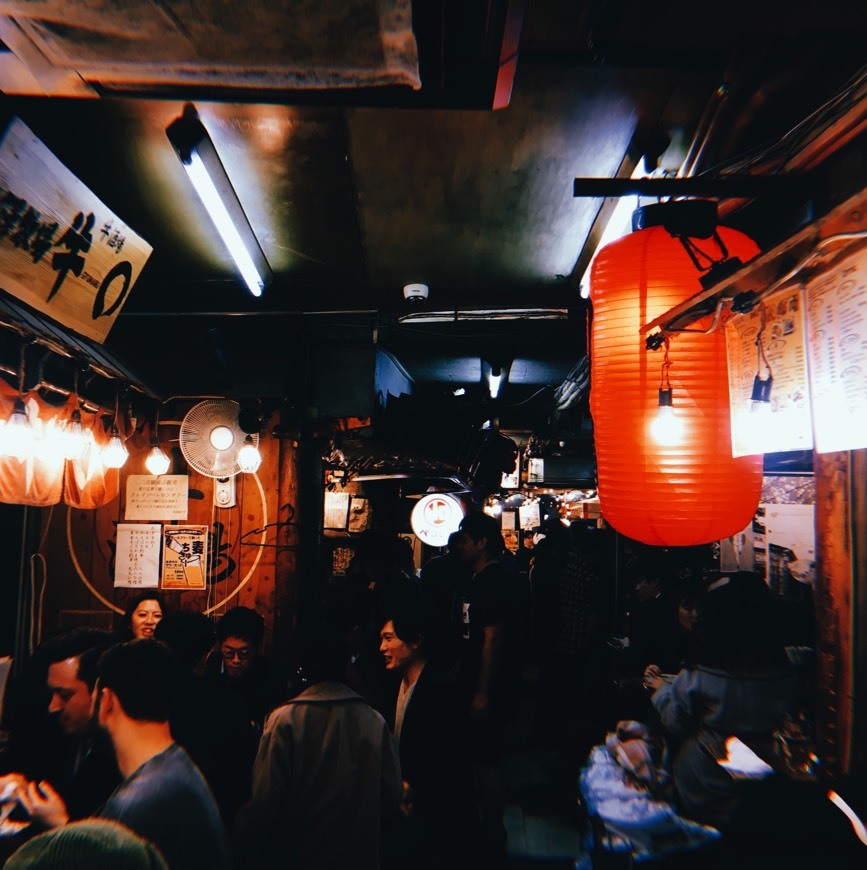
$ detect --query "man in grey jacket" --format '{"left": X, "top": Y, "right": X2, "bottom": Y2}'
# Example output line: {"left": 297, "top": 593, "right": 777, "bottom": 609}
{"left": 234, "top": 622, "right": 403, "bottom": 870}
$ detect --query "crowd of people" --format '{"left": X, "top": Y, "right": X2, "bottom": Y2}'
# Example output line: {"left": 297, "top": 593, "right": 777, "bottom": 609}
{"left": 2, "top": 512, "right": 861, "bottom": 869}
{"left": 0, "top": 512, "right": 537, "bottom": 869}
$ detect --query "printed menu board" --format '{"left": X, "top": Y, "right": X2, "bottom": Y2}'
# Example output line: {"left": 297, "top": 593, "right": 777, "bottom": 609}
{"left": 805, "top": 247, "right": 867, "bottom": 453}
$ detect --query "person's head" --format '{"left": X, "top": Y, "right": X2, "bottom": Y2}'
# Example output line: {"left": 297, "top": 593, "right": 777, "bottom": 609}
{"left": 379, "top": 603, "right": 427, "bottom": 675}
{"left": 697, "top": 571, "right": 787, "bottom": 671}
{"left": 634, "top": 572, "right": 662, "bottom": 603}
{"left": 674, "top": 583, "right": 701, "bottom": 634}
{"left": 153, "top": 611, "right": 215, "bottom": 673}
{"left": 40, "top": 629, "right": 114, "bottom": 736}
{"left": 4, "top": 818, "right": 168, "bottom": 870}
{"left": 121, "top": 593, "right": 166, "bottom": 641}
{"left": 350, "top": 529, "right": 415, "bottom": 585}
{"left": 445, "top": 531, "right": 461, "bottom": 556}
{"left": 96, "top": 640, "right": 178, "bottom": 726}
{"left": 296, "top": 622, "right": 349, "bottom": 685}
{"left": 215, "top": 607, "right": 265, "bottom": 678}
{"left": 455, "top": 512, "right": 504, "bottom": 568}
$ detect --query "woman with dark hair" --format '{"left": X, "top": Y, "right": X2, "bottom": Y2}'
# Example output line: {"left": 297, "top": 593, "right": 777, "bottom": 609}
{"left": 640, "top": 579, "right": 703, "bottom": 677}
{"left": 644, "top": 572, "right": 798, "bottom": 828}
{"left": 117, "top": 592, "right": 166, "bottom": 641}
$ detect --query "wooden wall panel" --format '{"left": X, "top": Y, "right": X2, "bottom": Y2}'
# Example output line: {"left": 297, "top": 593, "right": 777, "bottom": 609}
{"left": 34, "top": 411, "right": 295, "bottom": 660}
{"left": 814, "top": 451, "right": 854, "bottom": 776}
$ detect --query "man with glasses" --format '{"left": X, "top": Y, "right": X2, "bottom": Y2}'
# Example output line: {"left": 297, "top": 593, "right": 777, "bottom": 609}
{"left": 204, "top": 606, "right": 288, "bottom": 730}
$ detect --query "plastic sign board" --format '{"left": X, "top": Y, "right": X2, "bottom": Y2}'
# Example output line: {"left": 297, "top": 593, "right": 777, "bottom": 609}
{"left": 0, "top": 117, "right": 152, "bottom": 343}
{"left": 410, "top": 493, "right": 465, "bottom": 547}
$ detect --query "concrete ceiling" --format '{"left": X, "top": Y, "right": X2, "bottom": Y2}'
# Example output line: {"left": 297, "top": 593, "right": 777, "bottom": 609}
{"left": 0, "top": 0, "right": 865, "bottom": 449}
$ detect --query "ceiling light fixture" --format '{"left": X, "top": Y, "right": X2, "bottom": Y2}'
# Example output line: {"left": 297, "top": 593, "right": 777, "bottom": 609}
{"left": 166, "top": 104, "right": 273, "bottom": 298}
{"left": 489, "top": 366, "right": 503, "bottom": 398}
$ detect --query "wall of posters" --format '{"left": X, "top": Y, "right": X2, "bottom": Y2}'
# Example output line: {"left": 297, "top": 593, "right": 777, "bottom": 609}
{"left": 726, "top": 287, "right": 813, "bottom": 456}
{"left": 805, "top": 247, "right": 867, "bottom": 453}
{"left": 161, "top": 525, "right": 208, "bottom": 589}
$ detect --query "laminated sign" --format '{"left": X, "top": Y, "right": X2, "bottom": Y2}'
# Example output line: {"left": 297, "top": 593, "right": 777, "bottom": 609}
{"left": 161, "top": 525, "right": 208, "bottom": 590}
{"left": 0, "top": 117, "right": 152, "bottom": 343}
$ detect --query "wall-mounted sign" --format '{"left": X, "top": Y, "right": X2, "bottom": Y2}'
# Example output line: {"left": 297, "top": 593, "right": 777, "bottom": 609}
{"left": 323, "top": 490, "right": 350, "bottom": 530}
{"left": 518, "top": 501, "right": 541, "bottom": 530}
{"left": 161, "top": 525, "right": 208, "bottom": 590}
{"left": 726, "top": 287, "right": 813, "bottom": 456}
{"left": 125, "top": 475, "right": 188, "bottom": 520}
{"left": 114, "top": 523, "right": 161, "bottom": 588}
{"left": 410, "top": 493, "right": 465, "bottom": 547}
{"left": 805, "top": 247, "right": 867, "bottom": 453}
{"left": 0, "top": 117, "right": 152, "bottom": 343}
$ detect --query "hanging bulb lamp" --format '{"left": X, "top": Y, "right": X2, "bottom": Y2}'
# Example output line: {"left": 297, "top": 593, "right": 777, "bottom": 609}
{"left": 589, "top": 200, "right": 763, "bottom": 546}
{"left": 63, "top": 408, "right": 88, "bottom": 460}
{"left": 237, "top": 435, "right": 262, "bottom": 473}
{"left": 145, "top": 438, "right": 171, "bottom": 475}
{"left": 102, "top": 424, "right": 129, "bottom": 469}
{"left": 2, "top": 397, "right": 32, "bottom": 461}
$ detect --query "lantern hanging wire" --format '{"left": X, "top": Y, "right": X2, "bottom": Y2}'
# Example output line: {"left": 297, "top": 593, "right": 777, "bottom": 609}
{"left": 650, "top": 338, "right": 683, "bottom": 445}
{"left": 750, "top": 307, "right": 773, "bottom": 410}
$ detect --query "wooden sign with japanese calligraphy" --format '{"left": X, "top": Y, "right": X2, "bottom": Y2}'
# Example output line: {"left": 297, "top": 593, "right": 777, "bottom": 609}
{"left": 0, "top": 117, "right": 152, "bottom": 343}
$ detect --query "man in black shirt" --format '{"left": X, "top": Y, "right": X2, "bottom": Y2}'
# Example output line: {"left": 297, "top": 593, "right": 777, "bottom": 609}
{"left": 453, "top": 512, "right": 518, "bottom": 862}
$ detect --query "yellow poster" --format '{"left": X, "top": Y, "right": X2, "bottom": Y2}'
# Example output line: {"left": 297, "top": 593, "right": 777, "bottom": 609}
{"left": 161, "top": 525, "right": 208, "bottom": 590}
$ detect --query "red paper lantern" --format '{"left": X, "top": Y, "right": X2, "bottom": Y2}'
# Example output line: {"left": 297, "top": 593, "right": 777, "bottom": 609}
{"left": 589, "top": 203, "right": 763, "bottom": 546}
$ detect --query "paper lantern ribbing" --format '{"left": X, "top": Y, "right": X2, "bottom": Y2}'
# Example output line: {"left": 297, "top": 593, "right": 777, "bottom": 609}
{"left": 589, "top": 209, "right": 763, "bottom": 546}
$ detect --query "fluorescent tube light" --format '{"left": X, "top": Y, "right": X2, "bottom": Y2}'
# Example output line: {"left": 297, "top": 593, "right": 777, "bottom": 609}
{"left": 167, "top": 104, "right": 273, "bottom": 298}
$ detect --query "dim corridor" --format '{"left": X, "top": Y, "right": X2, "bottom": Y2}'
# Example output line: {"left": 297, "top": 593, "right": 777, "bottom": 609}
{"left": 500, "top": 670, "right": 586, "bottom": 868}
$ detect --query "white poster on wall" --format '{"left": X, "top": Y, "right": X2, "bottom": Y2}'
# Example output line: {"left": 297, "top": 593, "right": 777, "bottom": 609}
{"left": 805, "top": 247, "right": 867, "bottom": 453}
{"left": 125, "top": 475, "right": 188, "bottom": 520}
{"left": 114, "top": 523, "right": 161, "bottom": 588}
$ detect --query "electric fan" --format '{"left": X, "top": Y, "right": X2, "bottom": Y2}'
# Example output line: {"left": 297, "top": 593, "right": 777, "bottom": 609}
{"left": 178, "top": 400, "right": 259, "bottom": 478}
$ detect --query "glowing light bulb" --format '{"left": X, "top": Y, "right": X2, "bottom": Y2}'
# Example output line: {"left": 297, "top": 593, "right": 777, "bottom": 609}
{"left": 63, "top": 409, "right": 87, "bottom": 460}
{"left": 649, "top": 389, "right": 684, "bottom": 446}
{"left": 237, "top": 435, "right": 261, "bottom": 473}
{"left": 102, "top": 425, "right": 129, "bottom": 469}
{"left": 145, "top": 439, "right": 171, "bottom": 475}
{"left": 1, "top": 398, "right": 32, "bottom": 461}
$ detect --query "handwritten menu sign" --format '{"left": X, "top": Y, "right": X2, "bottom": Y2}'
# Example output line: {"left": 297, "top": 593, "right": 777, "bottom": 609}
{"left": 323, "top": 490, "right": 350, "bottom": 530}
{"left": 518, "top": 501, "right": 540, "bottom": 531}
{"left": 805, "top": 247, "right": 867, "bottom": 453}
{"left": 115, "top": 523, "right": 161, "bottom": 588}
{"left": 125, "top": 475, "right": 188, "bottom": 521}
{"left": 726, "top": 287, "right": 813, "bottom": 456}
{"left": 161, "top": 525, "right": 208, "bottom": 590}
